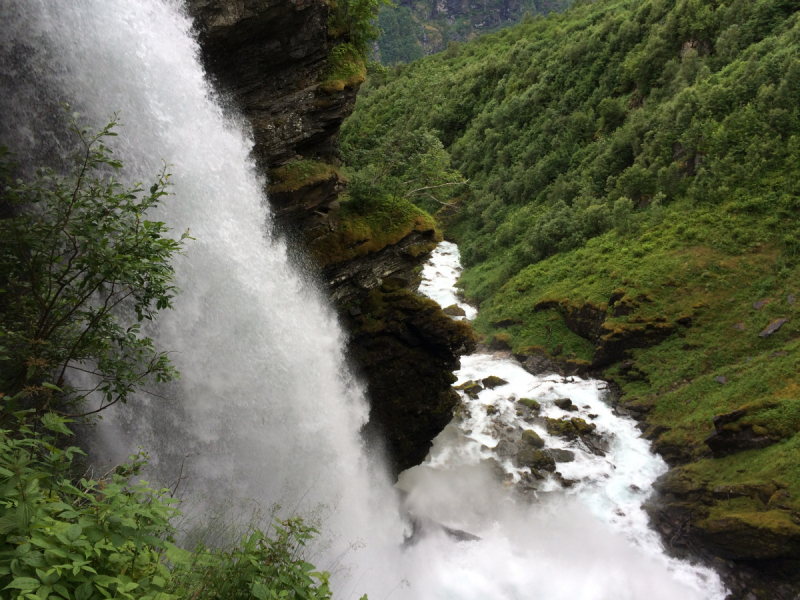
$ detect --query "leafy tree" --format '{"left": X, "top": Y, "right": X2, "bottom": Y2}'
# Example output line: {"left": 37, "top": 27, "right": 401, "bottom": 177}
{"left": 343, "top": 127, "right": 467, "bottom": 217}
{"left": 0, "top": 115, "right": 350, "bottom": 600}
{"left": 0, "top": 112, "right": 190, "bottom": 418}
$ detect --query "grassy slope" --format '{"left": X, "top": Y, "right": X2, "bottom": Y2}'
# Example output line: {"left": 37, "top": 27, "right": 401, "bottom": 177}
{"left": 343, "top": 0, "right": 800, "bottom": 542}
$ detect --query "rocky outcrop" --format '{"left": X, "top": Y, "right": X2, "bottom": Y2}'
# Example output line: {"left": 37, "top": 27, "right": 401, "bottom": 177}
{"left": 186, "top": 0, "right": 358, "bottom": 173}
{"left": 322, "top": 229, "right": 439, "bottom": 306}
{"left": 348, "top": 280, "right": 477, "bottom": 474}
{"left": 187, "top": 0, "right": 473, "bottom": 477}
{"left": 647, "top": 468, "right": 800, "bottom": 598}
{"left": 704, "top": 409, "right": 778, "bottom": 458}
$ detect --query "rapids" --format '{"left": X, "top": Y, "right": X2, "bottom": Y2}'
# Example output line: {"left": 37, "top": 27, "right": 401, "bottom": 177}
{"left": 0, "top": 1, "right": 727, "bottom": 597}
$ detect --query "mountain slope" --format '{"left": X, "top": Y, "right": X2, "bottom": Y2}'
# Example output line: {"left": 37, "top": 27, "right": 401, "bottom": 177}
{"left": 342, "top": 0, "right": 800, "bottom": 595}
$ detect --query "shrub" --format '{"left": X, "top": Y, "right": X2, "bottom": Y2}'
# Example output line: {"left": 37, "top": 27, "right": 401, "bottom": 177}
{"left": 0, "top": 112, "right": 190, "bottom": 417}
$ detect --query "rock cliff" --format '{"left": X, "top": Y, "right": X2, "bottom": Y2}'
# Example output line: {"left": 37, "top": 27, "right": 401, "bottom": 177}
{"left": 185, "top": 0, "right": 473, "bottom": 475}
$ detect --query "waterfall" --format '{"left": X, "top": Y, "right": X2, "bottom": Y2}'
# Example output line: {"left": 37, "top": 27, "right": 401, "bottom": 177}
{"left": 1, "top": 2, "right": 728, "bottom": 598}
{"left": 0, "top": 0, "right": 404, "bottom": 587}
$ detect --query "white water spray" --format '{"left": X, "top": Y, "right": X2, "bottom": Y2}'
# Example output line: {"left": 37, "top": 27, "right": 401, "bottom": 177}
{"left": 1, "top": 2, "right": 728, "bottom": 597}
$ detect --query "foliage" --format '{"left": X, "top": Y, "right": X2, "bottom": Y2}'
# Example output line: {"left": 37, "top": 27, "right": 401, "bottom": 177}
{"left": 344, "top": 0, "right": 800, "bottom": 291}
{"left": 343, "top": 0, "right": 800, "bottom": 532}
{"left": 376, "top": 7, "right": 424, "bottom": 66}
{"left": 0, "top": 113, "right": 190, "bottom": 417}
{"left": 0, "top": 116, "right": 357, "bottom": 600}
{"left": 342, "top": 127, "right": 467, "bottom": 217}
{"left": 0, "top": 406, "right": 338, "bottom": 600}
{"left": 0, "top": 407, "right": 180, "bottom": 600}
{"left": 374, "top": 0, "right": 573, "bottom": 63}
{"left": 328, "top": 0, "right": 392, "bottom": 57}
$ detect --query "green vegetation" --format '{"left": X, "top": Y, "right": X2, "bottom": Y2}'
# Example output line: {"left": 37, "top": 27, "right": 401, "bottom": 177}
{"left": 375, "top": 0, "right": 572, "bottom": 64}
{"left": 268, "top": 160, "right": 341, "bottom": 194}
{"left": 342, "top": 0, "right": 800, "bottom": 558}
{"left": 0, "top": 116, "right": 347, "bottom": 599}
{"left": 324, "top": 0, "right": 391, "bottom": 90}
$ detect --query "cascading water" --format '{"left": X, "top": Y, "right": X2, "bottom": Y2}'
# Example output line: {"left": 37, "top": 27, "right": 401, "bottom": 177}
{"left": 1, "top": 1, "right": 729, "bottom": 597}
{"left": 0, "top": 0, "right": 405, "bottom": 589}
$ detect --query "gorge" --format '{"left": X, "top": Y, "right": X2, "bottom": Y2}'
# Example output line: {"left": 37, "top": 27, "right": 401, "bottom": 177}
{"left": 1, "top": 0, "right": 798, "bottom": 599}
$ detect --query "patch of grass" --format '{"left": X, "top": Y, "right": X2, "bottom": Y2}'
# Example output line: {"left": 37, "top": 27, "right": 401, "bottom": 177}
{"left": 320, "top": 44, "right": 367, "bottom": 93}
{"left": 268, "top": 160, "right": 341, "bottom": 194}
{"left": 307, "top": 197, "right": 440, "bottom": 267}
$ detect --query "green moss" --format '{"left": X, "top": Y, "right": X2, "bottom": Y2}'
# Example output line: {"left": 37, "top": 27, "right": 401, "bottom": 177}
{"left": 320, "top": 44, "right": 367, "bottom": 93}
{"left": 268, "top": 160, "right": 340, "bottom": 194}
{"left": 308, "top": 198, "right": 440, "bottom": 267}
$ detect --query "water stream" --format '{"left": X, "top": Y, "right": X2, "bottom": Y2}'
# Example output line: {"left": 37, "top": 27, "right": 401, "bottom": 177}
{"left": 1, "top": 2, "right": 728, "bottom": 598}
{"left": 399, "top": 241, "right": 728, "bottom": 599}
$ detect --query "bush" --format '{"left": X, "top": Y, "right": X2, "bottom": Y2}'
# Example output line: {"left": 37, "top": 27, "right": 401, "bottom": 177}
{"left": 0, "top": 113, "right": 189, "bottom": 417}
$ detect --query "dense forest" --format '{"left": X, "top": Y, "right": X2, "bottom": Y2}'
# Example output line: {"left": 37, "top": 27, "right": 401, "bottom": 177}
{"left": 375, "top": 0, "right": 571, "bottom": 64}
{"left": 343, "top": 0, "right": 800, "bottom": 585}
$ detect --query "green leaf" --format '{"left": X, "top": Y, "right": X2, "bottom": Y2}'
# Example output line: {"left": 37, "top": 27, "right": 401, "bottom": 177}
{"left": 4, "top": 577, "right": 40, "bottom": 590}
{"left": 75, "top": 581, "right": 94, "bottom": 600}
{"left": 66, "top": 524, "right": 82, "bottom": 542}
{"left": 41, "top": 414, "right": 72, "bottom": 436}
{"left": 41, "top": 383, "right": 63, "bottom": 393}
{"left": 251, "top": 583, "right": 273, "bottom": 600}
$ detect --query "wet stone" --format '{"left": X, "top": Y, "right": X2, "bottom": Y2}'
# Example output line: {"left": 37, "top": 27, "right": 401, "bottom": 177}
{"left": 517, "top": 398, "right": 541, "bottom": 411}
{"left": 516, "top": 447, "right": 556, "bottom": 472}
{"left": 521, "top": 429, "right": 545, "bottom": 449}
{"left": 715, "top": 376, "right": 728, "bottom": 384}
{"left": 494, "top": 439, "right": 518, "bottom": 457}
{"left": 482, "top": 375, "right": 509, "bottom": 389}
{"left": 753, "top": 300, "right": 767, "bottom": 310}
{"left": 545, "top": 448, "right": 576, "bottom": 463}
{"left": 554, "top": 398, "right": 577, "bottom": 411}
{"left": 443, "top": 304, "right": 466, "bottom": 317}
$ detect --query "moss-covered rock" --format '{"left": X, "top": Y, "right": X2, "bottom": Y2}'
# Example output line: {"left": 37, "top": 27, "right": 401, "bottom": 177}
{"left": 516, "top": 447, "right": 556, "bottom": 472}
{"left": 517, "top": 398, "right": 541, "bottom": 411}
{"left": 521, "top": 429, "right": 544, "bottom": 449}
{"left": 349, "top": 282, "right": 477, "bottom": 474}
{"left": 546, "top": 417, "right": 597, "bottom": 439}
{"left": 481, "top": 375, "right": 508, "bottom": 389}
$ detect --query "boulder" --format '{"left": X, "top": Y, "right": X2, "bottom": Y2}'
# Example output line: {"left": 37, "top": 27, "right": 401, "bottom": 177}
{"left": 516, "top": 447, "right": 556, "bottom": 472}
{"left": 704, "top": 409, "right": 777, "bottom": 457}
{"left": 759, "top": 318, "right": 788, "bottom": 338}
{"left": 494, "top": 439, "right": 518, "bottom": 457}
{"left": 545, "top": 448, "right": 576, "bottom": 463}
{"left": 482, "top": 375, "right": 509, "bottom": 389}
{"left": 521, "top": 429, "right": 545, "bottom": 449}
{"left": 546, "top": 417, "right": 596, "bottom": 439}
{"left": 456, "top": 380, "right": 483, "bottom": 398}
{"left": 443, "top": 304, "right": 466, "bottom": 317}
{"left": 517, "top": 398, "right": 541, "bottom": 411}
{"left": 554, "top": 398, "right": 578, "bottom": 411}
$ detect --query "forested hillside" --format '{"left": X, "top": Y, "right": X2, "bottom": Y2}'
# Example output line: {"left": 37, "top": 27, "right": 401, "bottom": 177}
{"left": 375, "top": 0, "right": 570, "bottom": 64}
{"left": 344, "top": 0, "right": 800, "bottom": 591}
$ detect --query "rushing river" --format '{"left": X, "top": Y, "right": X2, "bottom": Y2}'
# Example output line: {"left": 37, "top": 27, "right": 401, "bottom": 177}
{"left": 396, "top": 241, "right": 728, "bottom": 599}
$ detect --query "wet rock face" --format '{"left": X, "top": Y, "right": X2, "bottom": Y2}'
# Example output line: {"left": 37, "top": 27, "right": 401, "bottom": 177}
{"left": 322, "top": 229, "right": 439, "bottom": 306}
{"left": 648, "top": 468, "right": 800, "bottom": 597}
{"left": 186, "top": 0, "right": 356, "bottom": 172}
{"left": 348, "top": 281, "right": 477, "bottom": 475}
{"left": 186, "top": 1, "right": 475, "bottom": 479}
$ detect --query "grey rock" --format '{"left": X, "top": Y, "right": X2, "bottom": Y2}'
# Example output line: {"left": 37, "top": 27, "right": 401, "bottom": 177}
{"left": 759, "top": 318, "right": 788, "bottom": 338}
{"left": 545, "top": 448, "right": 576, "bottom": 463}
{"left": 494, "top": 439, "right": 518, "bottom": 457}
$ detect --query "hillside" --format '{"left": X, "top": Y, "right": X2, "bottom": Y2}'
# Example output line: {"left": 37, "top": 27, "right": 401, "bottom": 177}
{"left": 375, "top": 0, "right": 570, "bottom": 64}
{"left": 342, "top": 0, "right": 800, "bottom": 594}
